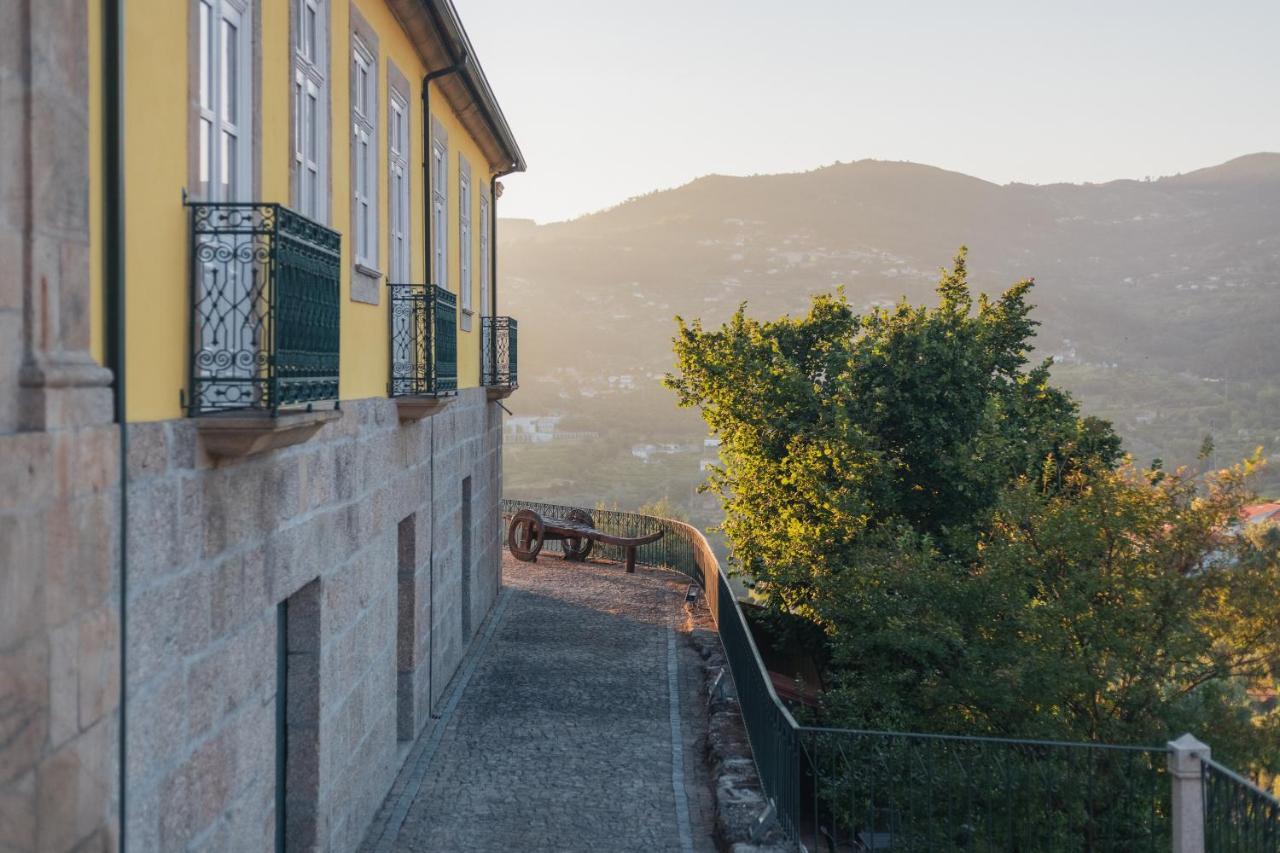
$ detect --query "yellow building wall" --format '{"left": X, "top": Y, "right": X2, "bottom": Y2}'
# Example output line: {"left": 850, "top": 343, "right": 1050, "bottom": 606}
{"left": 106, "top": 0, "right": 498, "bottom": 421}
{"left": 123, "top": 1, "right": 189, "bottom": 421}
{"left": 261, "top": 2, "right": 290, "bottom": 204}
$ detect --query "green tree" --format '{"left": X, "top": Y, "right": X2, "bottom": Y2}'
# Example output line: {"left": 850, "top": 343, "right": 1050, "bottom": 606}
{"left": 666, "top": 249, "right": 1118, "bottom": 612}
{"left": 667, "top": 249, "right": 1280, "bottom": 775}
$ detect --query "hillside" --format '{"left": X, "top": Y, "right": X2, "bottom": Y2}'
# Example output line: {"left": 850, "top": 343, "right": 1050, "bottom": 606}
{"left": 499, "top": 154, "right": 1280, "bottom": 516}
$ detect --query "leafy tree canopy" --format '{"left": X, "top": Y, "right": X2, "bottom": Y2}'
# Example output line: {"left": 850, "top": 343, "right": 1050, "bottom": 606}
{"left": 666, "top": 249, "right": 1280, "bottom": 774}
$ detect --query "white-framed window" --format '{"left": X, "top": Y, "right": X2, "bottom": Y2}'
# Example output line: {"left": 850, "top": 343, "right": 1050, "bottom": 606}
{"left": 479, "top": 191, "right": 490, "bottom": 317}
{"left": 351, "top": 38, "right": 376, "bottom": 269}
{"left": 293, "top": 0, "right": 327, "bottom": 221}
{"left": 431, "top": 120, "right": 448, "bottom": 289}
{"left": 388, "top": 90, "right": 409, "bottom": 282}
{"left": 458, "top": 157, "right": 472, "bottom": 314}
{"left": 197, "top": 0, "right": 253, "bottom": 201}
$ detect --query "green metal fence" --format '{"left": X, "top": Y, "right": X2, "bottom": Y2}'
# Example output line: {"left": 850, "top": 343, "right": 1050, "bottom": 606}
{"left": 802, "top": 729, "right": 1169, "bottom": 851}
{"left": 1204, "top": 758, "right": 1280, "bottom": 852}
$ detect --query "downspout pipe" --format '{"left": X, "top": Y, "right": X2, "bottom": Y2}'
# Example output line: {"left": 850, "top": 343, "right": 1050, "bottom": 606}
{"left": 103, "top": 0, "right": 128, "bottom": 847}
{"left": 421, "top": 55, "right": 467, "bottom": 285}
{"left": 421, "top": 0, "right": 522, "bottom": 174}
{"left": 488, "top": 164, "right": 518, "bottom": 319}
{"left": 420, "top": 55, "right": 464, "bottom": 712}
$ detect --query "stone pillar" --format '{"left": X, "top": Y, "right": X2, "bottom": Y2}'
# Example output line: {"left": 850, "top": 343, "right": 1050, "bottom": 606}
{"left": 6, "top": 0, "right": 114, "bottom": 431}
{"left": 1168, "top": 733, "right": 1210, "bottom": 853}
{"left": 0, "top": 1, "right": 121, "bottom": 850}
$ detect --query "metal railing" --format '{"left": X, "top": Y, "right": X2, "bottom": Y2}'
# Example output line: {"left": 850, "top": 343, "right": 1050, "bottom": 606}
{"left": 503, "top": 500, "right": 1280, "bottom": 850}
{"left": 389, "top": 283, "right": 457, "bottom": 396}
{"left": 803, "top": 730, "right": 1168, "bottom": 851}
{"left": 1204, "top": 758, "right": 1280, "bottom": 851}
{"left": 481, "top": 315, "right": 518, "bottom": 389}
{"left": 187, "top": 202, "right": 341, "bottom": 415}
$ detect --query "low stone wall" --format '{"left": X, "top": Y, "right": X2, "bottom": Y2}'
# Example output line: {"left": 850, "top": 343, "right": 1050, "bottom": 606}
{"left": 123, "top": 388, "right": 502, "bottom": 851}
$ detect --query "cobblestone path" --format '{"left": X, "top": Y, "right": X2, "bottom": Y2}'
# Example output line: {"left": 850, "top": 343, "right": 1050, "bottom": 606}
{"left": 361, "top": 553, "right": 718, "bottom": 853}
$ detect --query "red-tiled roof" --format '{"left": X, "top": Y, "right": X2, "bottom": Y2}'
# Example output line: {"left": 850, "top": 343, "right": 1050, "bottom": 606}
{"left": 1241, "top": 502, "right": 1280, "bottom": 525}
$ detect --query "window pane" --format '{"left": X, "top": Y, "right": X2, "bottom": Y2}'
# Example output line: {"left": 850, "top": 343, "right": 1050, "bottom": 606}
{"left": 306, "top": 91, "right": 317, "bottom": 160}
{"left": 433, "top": 145, "right": 445, "bottom": 190}
{"left": 294, "top": 80, "right": 303, "bottom": 158}
{"left": 199, "top": 1, "right": 212, "bottom": 109}
{"left": 358, "top": 136, "right": 367, "bottom": 196}
{"left": 299, "top": 160, "right": 309, "bottom": 215}
{"left": 222, "top": 19, "right": 237, "bottom": 123}
{"left": 307, "top": 169, "right": 317, "bottom": 218}
{"left": 221, "top": 130, "right": 236, "bottom": 196}
{"left": 390, "top": 173, "right": 398, "bottom": 232}
{"left": 199, "top": 117, "right": 212, "bottom": 186}
{"left": 360, "top": 201, "right": 369, "bottom": 258}
{"left": 305, "top": 5, "right": 316, "bottom": 61}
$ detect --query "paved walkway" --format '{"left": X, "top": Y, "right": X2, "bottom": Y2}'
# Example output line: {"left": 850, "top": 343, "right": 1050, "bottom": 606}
{"left": 361, "top": 553, "right": 717, "bottom": 853}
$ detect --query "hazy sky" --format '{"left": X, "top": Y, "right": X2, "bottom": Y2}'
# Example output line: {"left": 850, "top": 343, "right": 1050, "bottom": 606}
{"left": 462, "top": 1, "right": 1279, "bottom": 224}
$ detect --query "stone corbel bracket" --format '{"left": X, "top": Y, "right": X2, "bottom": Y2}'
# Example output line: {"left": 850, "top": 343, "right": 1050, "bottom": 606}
{"left": 196, "top": 408, "right": 342, "bottom": 458}
{"left": 395, "top": 395, "right": 453, "bottom": 422}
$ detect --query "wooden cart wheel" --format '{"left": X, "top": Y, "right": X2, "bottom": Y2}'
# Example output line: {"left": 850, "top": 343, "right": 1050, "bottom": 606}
{"left": 507, "top": 510, "right": 544, "bottom": 562}
{"left": 561, "top": 508, "right": 595, "bottom": 561}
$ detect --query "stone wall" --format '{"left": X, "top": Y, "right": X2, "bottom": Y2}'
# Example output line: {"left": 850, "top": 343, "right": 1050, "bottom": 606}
{"left": 123, "top": 389, "right": 503, "bottom": 851}
{"left": 0, "top": 420, "right": 121, "bottom": 852}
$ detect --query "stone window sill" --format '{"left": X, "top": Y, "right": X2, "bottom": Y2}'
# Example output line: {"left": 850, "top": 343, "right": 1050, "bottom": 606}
{"left": 195, "top": 408, "right": 342, "bottom": 458}
{"left": 351, "top": 264, "right": 383, "bottom": 305}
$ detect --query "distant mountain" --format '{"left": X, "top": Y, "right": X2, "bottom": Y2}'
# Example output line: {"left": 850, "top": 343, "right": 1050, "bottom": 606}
{"left": 499, "top": 154, "right": 1280, "bottom": 500}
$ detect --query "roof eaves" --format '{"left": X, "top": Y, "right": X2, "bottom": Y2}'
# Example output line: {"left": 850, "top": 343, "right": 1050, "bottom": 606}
{"left": 423, "top": 0, "right": 526, "bottom": 174}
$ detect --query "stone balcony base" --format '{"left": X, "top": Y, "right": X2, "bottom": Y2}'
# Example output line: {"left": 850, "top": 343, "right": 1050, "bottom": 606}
{"left": 195, "top": 408, "right": 342, "bottom": 458}
{"left": 485, "top": 385, "right": 516, "bottom": 401}
{"left": 395, "top": 395, "right": 454, "bottom": 421}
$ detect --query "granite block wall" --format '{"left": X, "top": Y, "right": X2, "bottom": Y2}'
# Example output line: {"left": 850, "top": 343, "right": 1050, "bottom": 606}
{"left": 123, "top": 389, "right": 503, "bottom": 851}
{"left": 0, "top": 425, "right": 122, "bottom": 853}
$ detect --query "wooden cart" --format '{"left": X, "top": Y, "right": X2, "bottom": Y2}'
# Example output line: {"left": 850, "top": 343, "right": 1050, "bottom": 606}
{"left": 506, "top": 508, "right": 664, "bottom": 573}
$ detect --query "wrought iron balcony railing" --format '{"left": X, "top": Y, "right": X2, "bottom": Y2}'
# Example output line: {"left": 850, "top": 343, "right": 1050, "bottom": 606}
{"left": 481, "top": 316, "right": 518, "bottom": 389}
{"left": 389, "top": 283, "right": 457, "bottom": 396}
{"left": 186, "top": 202, "right": 341, "bottom": 416}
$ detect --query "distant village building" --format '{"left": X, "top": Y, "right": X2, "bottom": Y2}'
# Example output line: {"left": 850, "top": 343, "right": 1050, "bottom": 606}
{"left": 1241, "top": 503, "right": 1280, "bottom": 528}
{"left": 506, "top": 415, "right": 562, "bottom": 444}
{"left": 631, "top": 442, "right": 689, "bottom": 463}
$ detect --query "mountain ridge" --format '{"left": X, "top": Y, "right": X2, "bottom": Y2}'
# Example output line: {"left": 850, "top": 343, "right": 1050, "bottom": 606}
{"left": 505, "top": 153, "right": 1280, "bottom": 231}
{"left": 499, "top": 152, "right": 1280, "bottom": 497}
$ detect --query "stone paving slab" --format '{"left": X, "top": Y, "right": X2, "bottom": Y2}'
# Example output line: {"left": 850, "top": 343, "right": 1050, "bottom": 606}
{"left": 360, "top": 553, "right": 718, "bottom": 853}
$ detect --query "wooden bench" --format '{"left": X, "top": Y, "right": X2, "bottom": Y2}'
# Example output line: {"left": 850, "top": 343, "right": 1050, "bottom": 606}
{"left": 506, "top": 508, "right": 664, "bottom": 573}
